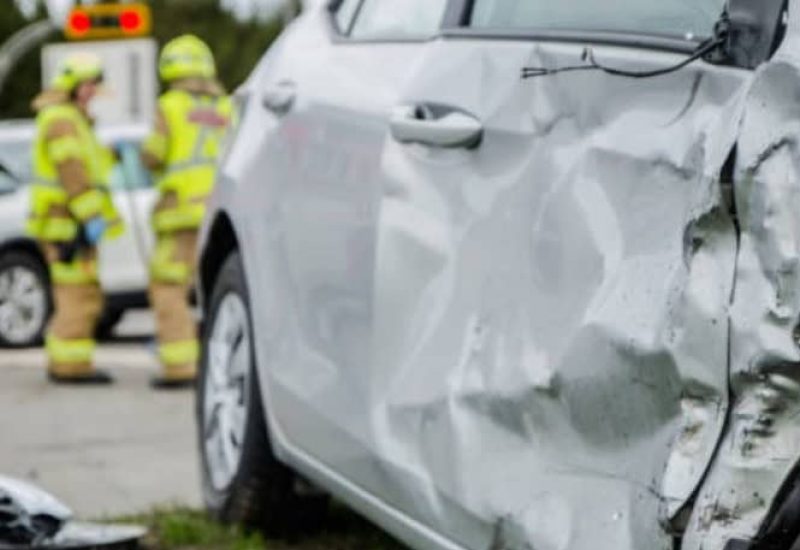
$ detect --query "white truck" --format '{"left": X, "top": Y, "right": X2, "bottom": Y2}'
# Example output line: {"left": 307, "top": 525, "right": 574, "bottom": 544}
{"left": 0, "top": 120, "right": 157, "bottom": 346}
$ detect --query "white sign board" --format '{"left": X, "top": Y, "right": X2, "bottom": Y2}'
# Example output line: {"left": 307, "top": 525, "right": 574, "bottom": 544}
{"left": 42, "top": 38, "right": 157, "bottom": 128}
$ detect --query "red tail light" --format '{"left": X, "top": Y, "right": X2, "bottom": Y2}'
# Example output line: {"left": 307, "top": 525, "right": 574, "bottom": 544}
{"left": 119, "top": 10, "right": 143, "bottom": 33}
{"left": 68, "top": 11, "right": 91, "bottom": 36}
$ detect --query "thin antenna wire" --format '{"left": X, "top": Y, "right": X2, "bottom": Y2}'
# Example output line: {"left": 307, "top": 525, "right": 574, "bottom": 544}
{"left": 521, "top": 36, "right": 724, "bottom": 80}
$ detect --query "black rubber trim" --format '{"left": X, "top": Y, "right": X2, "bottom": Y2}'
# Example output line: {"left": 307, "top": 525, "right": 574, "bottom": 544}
{"left": 442, "top": 0, "right": 470, "bottom": 27}
{"left": 749, "top": 460, "right": 800, "bottom": 549}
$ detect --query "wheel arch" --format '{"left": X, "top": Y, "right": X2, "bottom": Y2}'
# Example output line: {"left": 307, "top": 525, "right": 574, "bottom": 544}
{"left": 0, "top": 237, "right": 49, "bottom": 280}
{"left": 198, "top": 214, "right": 297, "bottom": 465}
{"left": 199, "top": 212, "right": 240, "bottom": 311}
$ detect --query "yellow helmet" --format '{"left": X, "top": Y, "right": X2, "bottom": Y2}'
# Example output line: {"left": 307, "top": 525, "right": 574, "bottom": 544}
{"left": 51, "top": 52, "right": 103, "bottom": 92}
{"left": 159, "top": 34, "right": 216, "bottom": 82}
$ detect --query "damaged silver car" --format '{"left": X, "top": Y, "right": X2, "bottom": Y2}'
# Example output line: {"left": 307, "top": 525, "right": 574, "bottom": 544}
{"left": 195, "top": 0, "right": 800, "bottom": 548}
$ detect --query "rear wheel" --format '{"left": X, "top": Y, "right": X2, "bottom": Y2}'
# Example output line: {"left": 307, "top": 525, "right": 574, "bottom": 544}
{"left": 197, "top": 252, "right": 326, "bottom": 534}
{"left": 0, "top": 251, "right": 51, "bottom": 348}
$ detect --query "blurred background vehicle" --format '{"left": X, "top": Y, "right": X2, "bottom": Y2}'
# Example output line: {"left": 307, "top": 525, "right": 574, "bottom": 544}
{"left": 0, "top": 119, "right": 156, "bottom": 347}
{"left": 0, "top": 0, "right": 293, "bottom": 348}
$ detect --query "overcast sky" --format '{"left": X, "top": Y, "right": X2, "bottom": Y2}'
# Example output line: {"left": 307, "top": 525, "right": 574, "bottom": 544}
{"left": 14, "top": 0, "right": 286, "bottom": 23}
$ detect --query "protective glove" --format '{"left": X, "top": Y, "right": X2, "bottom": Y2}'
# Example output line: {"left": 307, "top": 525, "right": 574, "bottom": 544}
{"left": 83, "top": 217, "right": 107, "bottom": 246}
{"left": 110, "top": 140, "right": 127, "bottom": 160}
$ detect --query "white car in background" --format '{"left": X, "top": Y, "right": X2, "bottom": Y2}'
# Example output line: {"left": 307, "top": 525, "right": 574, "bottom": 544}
{"left": 0, "top": 120, "right": 157, "bottom": 347}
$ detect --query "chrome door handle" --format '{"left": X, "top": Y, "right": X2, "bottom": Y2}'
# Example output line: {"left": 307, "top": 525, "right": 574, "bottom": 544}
{"left": 261, "top": 81, "right": 297, "bottom": 114}
{"left": 390, "top": 104, "right": 483, "bottom": 149}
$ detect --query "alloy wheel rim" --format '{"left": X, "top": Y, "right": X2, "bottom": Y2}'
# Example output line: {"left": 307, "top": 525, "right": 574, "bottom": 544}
{"left": 203, "top": 291, "right": 251, "bottom": 492}
{"left": 0, "top": 265, "right": 47, "bottom": 345}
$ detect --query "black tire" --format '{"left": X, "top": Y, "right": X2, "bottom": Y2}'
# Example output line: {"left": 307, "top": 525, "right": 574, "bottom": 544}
{"left": 748, "top": 470, "right": 800, "bottom": 549}
{"left": 0, "top": 251, "right": 51, "bottom": 348}
{"left": 94, "top": 308, "right": 125, "bottom": 341}
{"left": 197, "top": 251, "right": 327, "bottom": 535}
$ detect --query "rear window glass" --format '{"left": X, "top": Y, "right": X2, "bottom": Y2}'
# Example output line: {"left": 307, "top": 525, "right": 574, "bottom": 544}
{"left": 470, "top": 0, "right": 726, "bottom": 40}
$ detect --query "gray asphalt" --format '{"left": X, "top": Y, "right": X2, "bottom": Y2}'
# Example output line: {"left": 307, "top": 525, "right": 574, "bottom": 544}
{"left": 0, "top": 310, "right": 202, "bottom": 518}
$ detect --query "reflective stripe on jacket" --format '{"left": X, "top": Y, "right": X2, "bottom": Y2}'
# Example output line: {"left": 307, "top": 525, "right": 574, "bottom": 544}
{"left": 27, "top": 102, "right": 123, "bottom": 242}
{"left": 144, "top": 88, "right": 232, "bottom": 234}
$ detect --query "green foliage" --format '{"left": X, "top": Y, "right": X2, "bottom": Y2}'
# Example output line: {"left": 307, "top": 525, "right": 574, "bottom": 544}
{"left": 123, "top": 505, "right": 407, "bottom": 550}
{"left": 0, "top": 1, "right": 51, "bottom": 119}
{"left": 142, "top": 508, "right": 265, "bottom": 549}
{"left": 0, "top": 0, "right": 283, "bottom": 119}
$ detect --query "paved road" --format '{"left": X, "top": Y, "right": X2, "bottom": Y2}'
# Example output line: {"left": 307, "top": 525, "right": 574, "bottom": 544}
{"left": 0, "top": 310, "right": 202, "bottom": 519}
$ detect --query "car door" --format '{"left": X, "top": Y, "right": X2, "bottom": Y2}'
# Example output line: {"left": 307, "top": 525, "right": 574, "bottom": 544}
{"left": 355, "top": 1, "right": 755, "bottom": 549}
{"left": 246, "top": 0, "right": 451, "bottom": 480}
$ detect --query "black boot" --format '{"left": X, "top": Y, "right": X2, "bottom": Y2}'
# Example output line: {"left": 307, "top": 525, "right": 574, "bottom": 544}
{"left": 150, "top": 375, "right": 195, "bottom": 390}
{"left": 48, "top": 369, "right": 114, "bottom": 385}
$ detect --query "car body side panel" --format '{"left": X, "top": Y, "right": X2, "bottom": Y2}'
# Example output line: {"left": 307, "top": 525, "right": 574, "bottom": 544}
{"left": 209, "top": 13, "right": 501, "bottom": 549}
{"left": 355, "top": 40, "right": 748, "bottom": 549}
{"left": 224, "top": 12, "right": 751, "bottom": 550}
{"left": 206, "top": 3, "right": 800, "bottom": 550}
{"left": 226, "top": 7, "right": 455, "bottom": 502}
{"left": 684, "top": 5, "right": 800, "bottom": 548}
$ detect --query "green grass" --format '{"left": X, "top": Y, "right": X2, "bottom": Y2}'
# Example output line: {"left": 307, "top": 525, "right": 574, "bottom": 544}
{"left": 126, "top": 505, "right": 406, "bottom": 550}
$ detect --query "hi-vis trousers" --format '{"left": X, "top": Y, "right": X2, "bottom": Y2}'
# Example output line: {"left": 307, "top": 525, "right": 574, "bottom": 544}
{"left": 42, "top": 243, "right": 103, "bottom": 377}
{"left": 149, "top": 229, "right": 199, "bottom": 381}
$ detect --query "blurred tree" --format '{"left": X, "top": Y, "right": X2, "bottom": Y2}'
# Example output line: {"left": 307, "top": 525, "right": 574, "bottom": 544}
{"left": 0, "top": 1, "right": 51, "bottom": 119}
{"left": 0, "top": 0, "right": 283, "bottom": 119}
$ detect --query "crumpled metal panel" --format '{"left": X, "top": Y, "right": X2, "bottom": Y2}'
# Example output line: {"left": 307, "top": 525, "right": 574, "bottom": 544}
{"left": 683, "top": 4, "right": 800, "bottom": 548}
{"left": 224, "top": 4, "right": 800, "bottom": 548}
{"left": 359, "top": 43, "right": 747, "bottom": 550}
{"left": 0, "top": 475, "right": 145, "bottom": 549}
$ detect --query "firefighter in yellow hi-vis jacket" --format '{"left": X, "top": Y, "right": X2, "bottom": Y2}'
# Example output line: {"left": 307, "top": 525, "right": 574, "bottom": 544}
{"left": 27, "top": 52, "right": 123, "bottom": 384}
{"left": 142, "top": 35, "right": 232, "bottom": 389}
